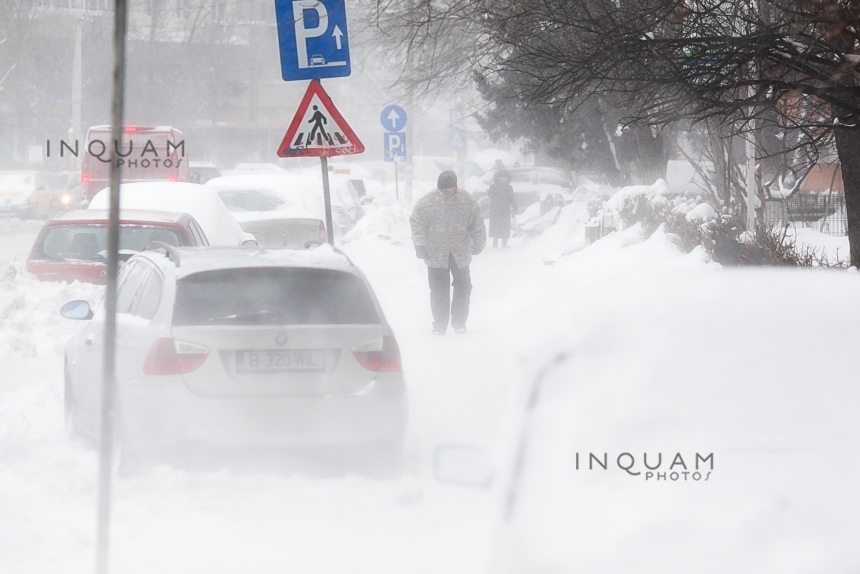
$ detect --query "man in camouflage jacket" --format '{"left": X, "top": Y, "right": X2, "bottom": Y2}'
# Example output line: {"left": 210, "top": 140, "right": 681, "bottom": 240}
{"left": 410, "top": 170, "right": 487, "bottom": 335}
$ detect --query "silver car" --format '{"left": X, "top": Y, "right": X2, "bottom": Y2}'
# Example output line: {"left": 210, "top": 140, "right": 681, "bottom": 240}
{"left": 62, "top": 245, "right": 408, "bottom": 467}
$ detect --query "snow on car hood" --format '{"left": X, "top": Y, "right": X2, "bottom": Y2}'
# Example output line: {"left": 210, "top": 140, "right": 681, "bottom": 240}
{"left": 88, "top": 182, "right": 254, "bottom": 246}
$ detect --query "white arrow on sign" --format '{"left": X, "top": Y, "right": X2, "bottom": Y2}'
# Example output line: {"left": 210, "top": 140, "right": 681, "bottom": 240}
{"left": 332, "top": 25, "right": 343, "bottom": 50}
{"left": 386, "top": 109, "right": 401, "bottom": 129}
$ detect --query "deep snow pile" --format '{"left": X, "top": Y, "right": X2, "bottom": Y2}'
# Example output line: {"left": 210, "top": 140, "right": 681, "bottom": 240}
{"left": 0, "top": 261, "right": 102, "bottom": 361}
{"left": 341, "top": 199, "right": 411, "bottom": 245}
{"left": 2, "top": 186, "right": 857, "bottom": 573}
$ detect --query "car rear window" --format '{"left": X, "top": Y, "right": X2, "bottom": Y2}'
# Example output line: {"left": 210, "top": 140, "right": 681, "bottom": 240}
{"left": 217, "top": 189, "right": 288, "bottom": 212}
{"left": 33, "top": 224, "right": 184, "bottom": 261}
{"left": 173, "top": 267, "right": 380, "bottom": 326}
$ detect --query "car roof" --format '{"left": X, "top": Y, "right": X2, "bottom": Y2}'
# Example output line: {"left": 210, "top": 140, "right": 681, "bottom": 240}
{"left": 47, "top": 208, "right": 188, "bottom": 225}
{"left": 139, "top": 245, "right": 354, "bottom": 278}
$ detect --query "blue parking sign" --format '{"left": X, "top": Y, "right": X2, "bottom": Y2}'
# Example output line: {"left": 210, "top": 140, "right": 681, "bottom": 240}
{"left": 275, "top": 0, "right": 351, "bottom": 81}
{"left": 383, "top": 132, "right": 406, "bottom": 162}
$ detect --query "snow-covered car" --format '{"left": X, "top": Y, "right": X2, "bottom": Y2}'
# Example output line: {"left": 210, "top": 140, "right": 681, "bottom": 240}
{"left": 471, "top": 167, "right": 574, "bottom": 216}
{"left": 0, "top": 170, "right": 53, "bottom": 219}
{"left": 61, "top": 245, "right": 408, "bottom": 469}
{"left": 436, "top": 272, "right": 860, "bottom": 573}
{"left": 204, "top": 180, "right": 327, "bottom": 248}
{"left": 26, "top": 208, "right": 209, "bottom": 284}
{"left": 87, "top": 182, "right": 255, "bottom": 246}
{"left": 189, "top": 161, "right": 222, "bottom": 184}
{"left": 222, "top": 163, "right": 289, "bottom": 176}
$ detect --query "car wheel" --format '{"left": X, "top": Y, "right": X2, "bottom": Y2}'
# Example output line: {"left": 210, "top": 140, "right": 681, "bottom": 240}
{"left": 110, "top": 411, "right": 153, "bottom": 477}
{"left": 64, "top": 365, "right": 83, "bottom": 442}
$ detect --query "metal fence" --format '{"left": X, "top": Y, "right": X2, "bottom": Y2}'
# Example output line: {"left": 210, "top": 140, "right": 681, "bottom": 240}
{"left": 764, "top": 194, "right": 847, "bottom": 236}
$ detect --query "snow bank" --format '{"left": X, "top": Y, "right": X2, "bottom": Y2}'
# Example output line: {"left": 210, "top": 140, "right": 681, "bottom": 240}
{"left": 605, "top": 178, "right": 670, "bottom": 218}
{"left": 0, "top": 261, "right": 102, "bottom": 362}
{"left": 0, "top": 218, "right": 44, "bottom": 233}
{"left": 341, "top": 201, "right": 411, "bottom": 245}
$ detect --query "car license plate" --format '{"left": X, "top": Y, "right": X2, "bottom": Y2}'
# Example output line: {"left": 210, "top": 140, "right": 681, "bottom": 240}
{"left": 236, "top": 350, "right": 325, "bottom": 373}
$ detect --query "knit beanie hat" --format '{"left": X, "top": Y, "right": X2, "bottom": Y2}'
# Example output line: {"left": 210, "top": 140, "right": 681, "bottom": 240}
{"left": 437, "top": 170, "right": 458, "bottom": 190}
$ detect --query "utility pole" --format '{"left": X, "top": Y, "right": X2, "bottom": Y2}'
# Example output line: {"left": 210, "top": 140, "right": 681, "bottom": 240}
{"left": 72, "top": 12, "right": 83, "bottom": 169}
{"left": 404, "top": 0, "right": 415, "bottom": 202}
{"left": 96, "top": 0, "right": 128, "bottom": 572}
{"left": 745, "top": 99, "right": 758, "bottom": 233}
{"left": 744, "top": 0, "right": 759, "bottom": 233}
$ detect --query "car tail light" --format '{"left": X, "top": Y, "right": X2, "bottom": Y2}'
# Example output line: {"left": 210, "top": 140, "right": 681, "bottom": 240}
{"left": 143, "top": 338, "right": 209, "bottom": 375}
{"left": 123, "top": 125, "right": 139, "bottom": 134}
{"left": 169, "top": 173, "right": 180, "bottom": 182}
{"left": 318, "top": 221, "right": 327, "bottom": 243}
{"left": 81, "top": 172, "right": 91, "bottom": 185}
{"left": 352, "top": 336, "right": 402, "bottom": 372}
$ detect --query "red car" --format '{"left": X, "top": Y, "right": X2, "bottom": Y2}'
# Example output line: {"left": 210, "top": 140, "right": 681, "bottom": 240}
{"left": 27, "top": 209, "right": 209, "bottom": 284}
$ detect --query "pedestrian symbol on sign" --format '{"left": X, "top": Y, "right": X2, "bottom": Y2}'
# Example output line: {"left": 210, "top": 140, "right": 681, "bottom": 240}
{"left": 308, "top": 105, "right": 330, "bottom": 144}
{"left": 277, "top": 80, "right": 364, "bottom": 158}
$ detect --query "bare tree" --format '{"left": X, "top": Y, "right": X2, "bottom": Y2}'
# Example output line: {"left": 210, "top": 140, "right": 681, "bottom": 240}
{"left": 476, "top": 0, "right": 860, "bottom": 265}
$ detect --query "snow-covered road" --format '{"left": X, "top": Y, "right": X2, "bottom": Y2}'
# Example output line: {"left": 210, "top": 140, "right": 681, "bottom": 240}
{"left": 3, "top": 199, "right": 857, "bottom": 573}
{"left": 0, "top": 210, "right": 558, "bottom": 574}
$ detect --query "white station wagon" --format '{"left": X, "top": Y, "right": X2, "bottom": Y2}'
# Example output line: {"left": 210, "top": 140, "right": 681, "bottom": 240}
{"left": 61, "top": 245, "right": 407, "bottom": 468}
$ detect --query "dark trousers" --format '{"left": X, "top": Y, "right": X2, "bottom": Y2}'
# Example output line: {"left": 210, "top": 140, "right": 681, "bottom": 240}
{"left": 428, "top": 253, "right": 472, "bottom": 331}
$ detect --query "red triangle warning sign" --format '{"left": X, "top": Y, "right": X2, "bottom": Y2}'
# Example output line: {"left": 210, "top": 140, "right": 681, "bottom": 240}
{"left": 277, "top": 80, "right": 365, "bottom": 158}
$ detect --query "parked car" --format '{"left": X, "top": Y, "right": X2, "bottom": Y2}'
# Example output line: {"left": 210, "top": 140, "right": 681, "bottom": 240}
{"left": 41, "top": 171, "right": 76, "bottom": 213}
{"left": 189, "top": 161, "right": 222, "bottom": 184}
{"left": 0, "top": 170, "right": 53, "bottom": 218}
{"left": 81, "top": 125, "right": 190, "bottom": 204}
{"left": 87, "top": 182, "right": 256, "bottom": 246}
{"left": 204, "top": 180, "right": 327, "bottom": 248}
{"left": 413, "top": 155, "right": 484, "bottom": 196}
{"left": 471, "top": 167, "right": 574, "bottom": 216}
{"left": 26, "top": 209, "right": 209, "bottom": 284}
{"left": 435, "top": 273, "right": 860, "bottom": 574}
{"left": 61, "top": 245, "right": 408, "bottom": 469}
{"left": 323, "top": 174, "right": 367, "bottom": 234}
{"left": 222, "top": 163, "right": 290, "bottom": 176}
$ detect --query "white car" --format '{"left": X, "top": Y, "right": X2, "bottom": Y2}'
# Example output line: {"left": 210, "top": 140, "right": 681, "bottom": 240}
{"left": 88, "top": 182, "right": 256, "bottom": 246}
{"left": 205, "top": 176, "right": 327, "bottom": 247}
{"left": 61, "top": 245, "right": 408, "bottom": 469}
{"left": 436, "top": 272, "right": 860, "bottom": 573}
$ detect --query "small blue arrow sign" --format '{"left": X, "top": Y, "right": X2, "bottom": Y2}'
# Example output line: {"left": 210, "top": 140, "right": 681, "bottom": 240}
{"left": 383, "top": 131, "right": 406, "bottom": 162}
{"left": 448, "top": 108, "right": 467, "bottom": 149}
{"left": 275, "top": 0, "right": 351, "bottom": 81}
{"left": 380, "top": 105, "right": 407, "bottom": 132}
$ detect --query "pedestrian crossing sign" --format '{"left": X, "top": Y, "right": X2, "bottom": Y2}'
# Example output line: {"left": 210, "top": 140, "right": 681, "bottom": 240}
{"left": 277, "top": 80, "right": 364, "bottom": 157}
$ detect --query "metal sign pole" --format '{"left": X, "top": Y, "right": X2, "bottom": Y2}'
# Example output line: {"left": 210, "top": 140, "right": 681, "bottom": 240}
{"left": 394, "top": 161, "right": 399, "bottom": 201}
{"left": 96, "top": 0, "right": 128, "bottom": 573}
{"left": 320, "top": 155, "right": 334, "bottom": 245}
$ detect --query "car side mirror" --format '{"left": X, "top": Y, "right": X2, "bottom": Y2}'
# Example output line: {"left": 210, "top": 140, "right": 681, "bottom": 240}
{"left": 434, "top": 444, "right": 493, "bottom": 488}
{"left": 360, "top": 196, "right": 373, "bottom": 206}
{"left": 60, "top": 300, "right": 93, "bottom": 320}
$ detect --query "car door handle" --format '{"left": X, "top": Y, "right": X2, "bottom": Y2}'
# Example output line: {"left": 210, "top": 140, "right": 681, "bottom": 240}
{"left": 85, "top": 336, "right": 94, "bottom": 346}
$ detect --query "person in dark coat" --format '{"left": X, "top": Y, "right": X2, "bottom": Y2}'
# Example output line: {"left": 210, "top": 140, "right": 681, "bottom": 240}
{"left": 487, "top": 169, "right": 517, "bottom": 248}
